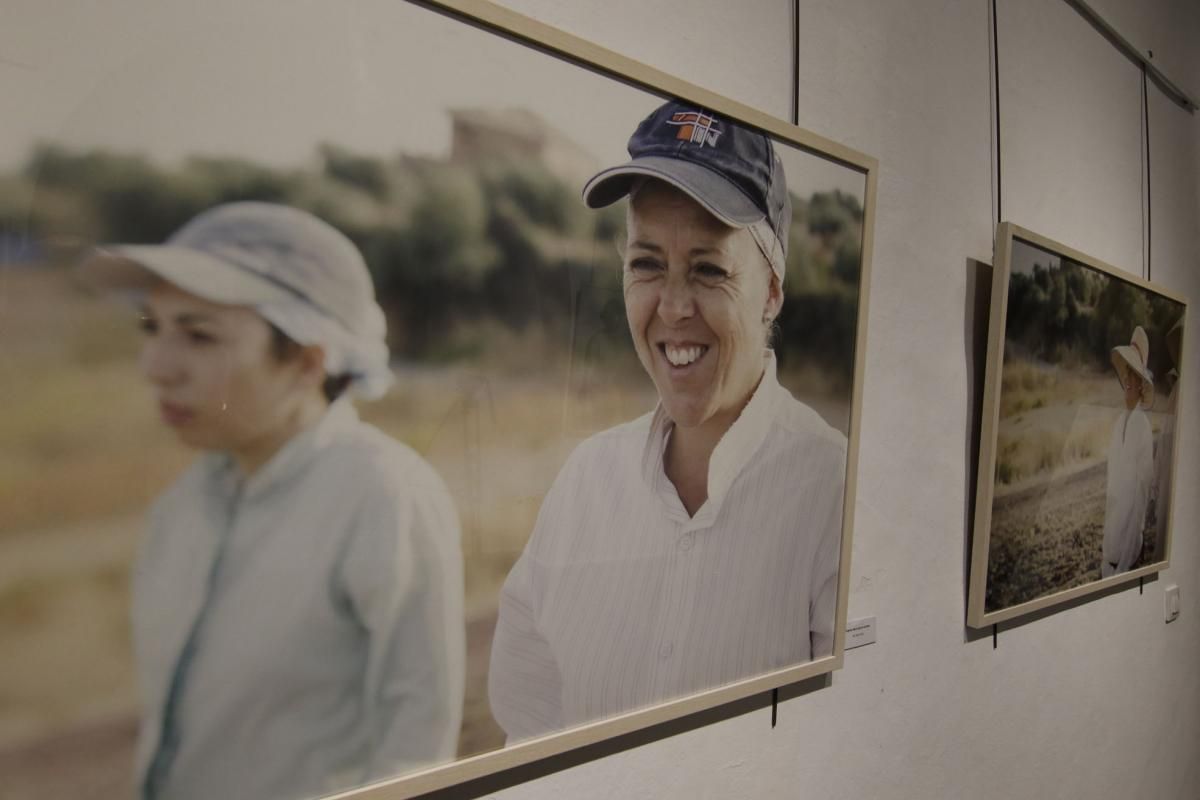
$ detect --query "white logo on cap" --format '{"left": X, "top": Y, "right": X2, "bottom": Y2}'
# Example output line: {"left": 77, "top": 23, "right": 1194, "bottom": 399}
{"left": 666, "top": 111, "right": 722, "bottom": 148}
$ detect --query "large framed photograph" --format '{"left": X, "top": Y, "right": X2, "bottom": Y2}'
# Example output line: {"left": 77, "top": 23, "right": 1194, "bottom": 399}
{"left": 968, "top": 223, "right": 1188, "bottom": 628}
{"left": 1, "top": 1, "right": 875, "bottom": 797}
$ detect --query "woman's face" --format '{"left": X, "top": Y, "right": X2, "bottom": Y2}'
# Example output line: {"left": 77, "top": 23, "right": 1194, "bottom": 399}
{"left": 137, "top": 282, "right": 318, "bottom": 455}
{"left": 622, "top": 181, "right": 782, "bottom": 433}
{"left": 1121, "top": 368, "right": 1144, "bottom": 411}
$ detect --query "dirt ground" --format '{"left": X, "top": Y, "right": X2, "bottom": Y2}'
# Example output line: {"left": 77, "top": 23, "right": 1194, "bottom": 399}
{"left": 985, "top": 452, "right": 1159, "bottom": 613}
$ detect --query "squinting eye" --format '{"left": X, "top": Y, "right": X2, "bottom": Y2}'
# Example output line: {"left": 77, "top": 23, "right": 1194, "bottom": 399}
{"left": 186, "top": 330, "right": 217, "bottom": 345}
{"left": 137, "top": 316, "right": 158, "bottom": 335}
{"left": 628, "top": 258, "right": 664, "bottom": 274}
{"left": 695, "top": 263, "right": 729, "bottom": 279}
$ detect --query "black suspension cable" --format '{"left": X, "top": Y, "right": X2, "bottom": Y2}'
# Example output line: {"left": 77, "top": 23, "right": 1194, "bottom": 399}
{"left": 792, "top": 0, "right": 800, "bottom": 126}
{"left": 1140, "top": 67, "right": 1147, "bottom": 279}
{"left": 1142, "top": 64, "right": 1152, "bottom": 282}
{"left": 992, "top": 0, "right": 1002, "bottom": 227}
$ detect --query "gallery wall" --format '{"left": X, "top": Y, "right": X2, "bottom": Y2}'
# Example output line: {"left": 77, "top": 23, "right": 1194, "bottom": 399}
{"left": 468, "top": 0, "right": 1200, "bottom": 798}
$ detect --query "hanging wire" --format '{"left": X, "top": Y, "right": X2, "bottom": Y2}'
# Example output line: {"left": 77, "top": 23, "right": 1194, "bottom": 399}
{"left": 1140, "top": 66, "right": 1147, "bottom": 280}
{"left": 791, "top": 0, "right": 800, "bottom": 126}
{"left": 991, "top": 0, "right": 1002, "bottom": 228}
{"left": 1141, "top": 63, "right": 1152, "bottom": 282}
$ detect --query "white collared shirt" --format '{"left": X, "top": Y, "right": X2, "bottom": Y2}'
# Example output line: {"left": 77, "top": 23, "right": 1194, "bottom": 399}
{"left": 488, "top": 355, "right": 846, "bottom": 742}
{"left": 1102, "top": 406, "right": 1154, "bottom": 575}
{"left": 132, "top": 400, "right": 464, "bottom": 800}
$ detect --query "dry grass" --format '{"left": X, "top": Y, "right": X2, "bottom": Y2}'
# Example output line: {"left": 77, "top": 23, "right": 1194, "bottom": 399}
{"left": 998, "top": 358, "right": 1112, "bottom": 418}
{"left": 993, "top": 358, "right": 1123, "bottom": 488}
{"left": 994, "top": 414, "right": 1113, "bottom": 487}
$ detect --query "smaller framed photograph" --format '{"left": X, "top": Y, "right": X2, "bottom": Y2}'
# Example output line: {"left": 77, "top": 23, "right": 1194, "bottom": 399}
{"left": 968, "top": 222, "right": 1188, "bottom": 628}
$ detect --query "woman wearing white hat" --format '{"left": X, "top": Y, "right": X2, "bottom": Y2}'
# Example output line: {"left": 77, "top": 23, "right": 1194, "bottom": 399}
{"left": 1101, "top": 325, "right": 1156, "bottom": 578}
{"left": 488, "top": 102, "right": 846, "bottom": 741}
{"left": 81, "top": 202, "right": 464, "bottom": 800}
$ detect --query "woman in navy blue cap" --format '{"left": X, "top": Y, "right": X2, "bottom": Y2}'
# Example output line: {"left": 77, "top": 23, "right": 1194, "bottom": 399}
{"left": 81, "top": 202, "right": 464, "bottom": 800}
{"left": 488, "top": 102, "right": 847, "bottom": 741}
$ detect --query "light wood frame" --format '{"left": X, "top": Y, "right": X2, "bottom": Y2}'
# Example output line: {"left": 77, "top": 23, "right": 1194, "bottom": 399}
{"left": 323, "top": 0, "right": 878, "bottom": 797}
{"left": 967, "top": 222, "right": 1189, "bottom": 628}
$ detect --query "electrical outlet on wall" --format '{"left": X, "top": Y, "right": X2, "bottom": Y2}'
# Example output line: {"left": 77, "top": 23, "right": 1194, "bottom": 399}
{"left": 1165, "top": 585, "right": 1180, "bottom": 623}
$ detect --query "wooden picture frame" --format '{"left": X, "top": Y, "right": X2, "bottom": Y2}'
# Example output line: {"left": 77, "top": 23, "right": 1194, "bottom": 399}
{"left": 968, "top": 222, "right": 1188, "bottom": 628}
{"left": 2, "top": 1, "right": 876, "bottom": 798}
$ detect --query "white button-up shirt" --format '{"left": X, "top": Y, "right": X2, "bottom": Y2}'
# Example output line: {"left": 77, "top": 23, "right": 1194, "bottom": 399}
{"left": 132, "top": 401, "right": 464, "bottom": 800}
{"left": 1101, "top": 406, "right": 1154, "bottom": 576}
{"left": 488, "top": 355, "right": 845, "bottom": 741}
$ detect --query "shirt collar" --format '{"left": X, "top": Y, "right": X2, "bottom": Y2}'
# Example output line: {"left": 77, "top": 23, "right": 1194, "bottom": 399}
{"left": 205, "top": 399, "right": 359, "bottom": 502}
{"left": 641, "top": 351, "right": 782, "bottom": 525}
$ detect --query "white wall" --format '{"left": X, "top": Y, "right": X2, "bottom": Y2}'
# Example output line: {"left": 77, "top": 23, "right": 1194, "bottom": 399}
{"left": 474, "top": 1, "right": 1200, "bottom": 798}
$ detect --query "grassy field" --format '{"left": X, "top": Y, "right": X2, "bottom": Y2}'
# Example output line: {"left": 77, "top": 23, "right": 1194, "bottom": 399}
{"left": 1, "top": 266, "right": 850, "bottom": 796}
{"left": 993, "top": 357, "right": 1170, "bottom": 491}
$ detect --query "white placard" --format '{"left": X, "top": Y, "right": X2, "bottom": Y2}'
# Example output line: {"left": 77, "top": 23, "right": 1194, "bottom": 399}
{"left": 846, "top": 616, "right": 876, "bottom": 650}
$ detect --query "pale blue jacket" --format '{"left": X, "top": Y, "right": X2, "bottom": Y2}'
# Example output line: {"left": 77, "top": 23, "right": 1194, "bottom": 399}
{"left": 132, "top": 401, "right": 464, "bottom": 800}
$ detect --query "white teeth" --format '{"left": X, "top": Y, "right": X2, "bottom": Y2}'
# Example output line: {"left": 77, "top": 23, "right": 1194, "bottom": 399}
{"left": 664, "top": 344, "right": 706, "bottom": 367}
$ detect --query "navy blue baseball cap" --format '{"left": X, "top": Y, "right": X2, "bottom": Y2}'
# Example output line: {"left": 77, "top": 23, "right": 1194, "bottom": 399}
{"left": 583, "top": 100, "right": 791, "bottom": 281}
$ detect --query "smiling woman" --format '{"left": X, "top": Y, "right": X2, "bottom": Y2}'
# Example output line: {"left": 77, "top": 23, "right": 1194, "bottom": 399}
{"left": 621, "top": 181, "right": 783, "bottom": 513}
{"left": 487, "top": 100, "right": 847, "bottom": 742}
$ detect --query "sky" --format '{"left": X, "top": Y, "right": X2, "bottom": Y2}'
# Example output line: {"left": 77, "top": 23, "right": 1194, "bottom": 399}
{"left": 1, "top": 0, "right": 864, "bottom": 200}
{"left": 1009, "top": 237, "right": 1061, "bottom": 277}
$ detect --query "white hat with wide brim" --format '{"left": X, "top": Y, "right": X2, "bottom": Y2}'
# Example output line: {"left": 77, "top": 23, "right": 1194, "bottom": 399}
{"left": 1111, "top": 325, "right": 1154, "bottom": 409}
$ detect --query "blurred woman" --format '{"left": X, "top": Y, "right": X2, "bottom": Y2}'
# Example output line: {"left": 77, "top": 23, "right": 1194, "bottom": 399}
{"left": 488, "top": 102, "right": 846, "bottom": 741}
{"left": 1101, "top": 325, "right": 1155, "bottom": 578}
{"left": 81, "top": 202, "right": 464, "bottom": 800}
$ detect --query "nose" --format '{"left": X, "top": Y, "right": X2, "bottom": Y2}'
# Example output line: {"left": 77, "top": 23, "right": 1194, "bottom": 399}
{"left": 139, "top": 336, "right": 184, "bottom": 388}
{"left": 656, "top": 273, "right": 695, "bottom": 326}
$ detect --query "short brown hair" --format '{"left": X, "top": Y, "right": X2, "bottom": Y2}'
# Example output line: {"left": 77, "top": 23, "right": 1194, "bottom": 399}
{"left": 267, "top": 324, "right": 353, "bottom": 403}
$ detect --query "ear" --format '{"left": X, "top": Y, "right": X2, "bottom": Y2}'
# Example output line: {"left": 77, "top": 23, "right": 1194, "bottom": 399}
{"left": 294, "top": 344, "right": 328, "bottom": 391}
{"left": 763, "top": 273, "right": 784, "bottom": 324}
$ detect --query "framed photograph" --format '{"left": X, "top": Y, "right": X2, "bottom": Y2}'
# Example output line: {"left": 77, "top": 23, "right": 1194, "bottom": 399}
{"left": 1, "top": 1, "right": 876, "bottom": 798}
{"left": 968, "top": 223, "right": 1188, "bottom": 628}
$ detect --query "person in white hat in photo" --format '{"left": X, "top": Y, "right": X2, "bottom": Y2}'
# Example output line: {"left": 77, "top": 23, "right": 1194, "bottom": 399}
{"left": 488, "top": 101, "right": 846, "bottom": 741}
{"left": 80, "top": 202, "right": 464, "bottom": 800}
{"left": 1101, "top": 324, "right": 1156, "bottom": 578}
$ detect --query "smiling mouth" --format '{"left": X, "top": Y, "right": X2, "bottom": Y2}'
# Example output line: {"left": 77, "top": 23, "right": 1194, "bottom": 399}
{"left": 660, "top": 343, "right": 709, "bottom": 368}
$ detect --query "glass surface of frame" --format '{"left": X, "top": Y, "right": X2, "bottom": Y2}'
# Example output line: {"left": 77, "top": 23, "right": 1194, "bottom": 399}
{"left": 968, "top": 222, "right": 1188, "bottom": 628}
{"left": 0, "top": 1, "right": 877, "bottom": 797}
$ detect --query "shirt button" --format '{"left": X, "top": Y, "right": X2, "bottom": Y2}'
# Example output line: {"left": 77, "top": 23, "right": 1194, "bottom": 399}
{"left": 659, "top": 642, "right": 674, "bottom": 659}
{"left": 678, "top": 533, "right": 694, "bottom": 552}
